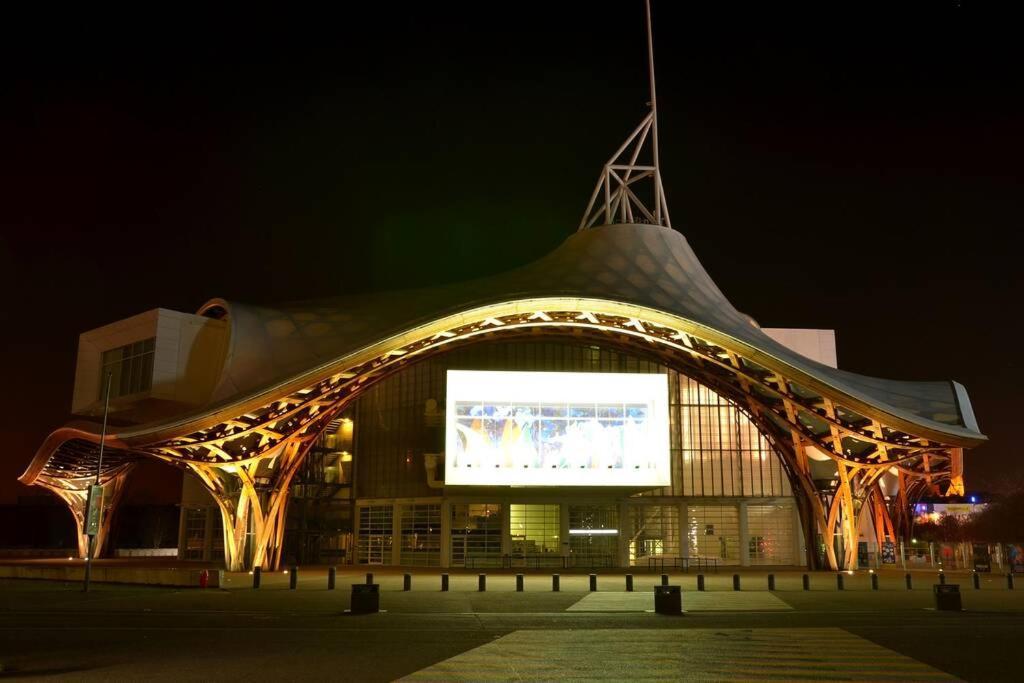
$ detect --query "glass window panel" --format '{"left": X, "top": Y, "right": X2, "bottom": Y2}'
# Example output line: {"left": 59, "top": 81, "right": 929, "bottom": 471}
{"left": 510, "top": 504, "right": 561, "bottom": 566}
{"left": 400, "top": 504, "right": 441, "bottom": 567}
{"left": 687, "top": 505, "right": 740, "bottom": 565}
{"left": 747, "top": 502, "right": 796, "bottom": 565}
{"left": 450, "top": 503, "right": 502, "bottom": 568}
{"left": 98, "top": 337, "right": 155, "bottom": 400}
{"left": 357, "top": 505, "right": 393, "bottom": 565}
{"left": 627, "top": 505, "right": 680, "bottom": 566}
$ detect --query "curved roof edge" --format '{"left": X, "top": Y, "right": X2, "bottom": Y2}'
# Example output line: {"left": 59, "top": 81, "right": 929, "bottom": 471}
{"left": 20, "top": 223, "right": 986, "bottom": 486}
{"left": 181, "top": 224, "right": 982, "bottom": 442}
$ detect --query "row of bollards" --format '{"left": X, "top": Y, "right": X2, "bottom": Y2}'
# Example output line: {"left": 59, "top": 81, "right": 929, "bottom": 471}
{"left": 251, "top": 569, "right": 709, "bottom": 592}
{"left": 249, "top": 568, "right": 1021, "bottom": 591}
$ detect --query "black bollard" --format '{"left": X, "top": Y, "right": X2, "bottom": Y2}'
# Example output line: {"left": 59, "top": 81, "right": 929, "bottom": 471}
{"left": 939, "top": 572, "right": 946, "bottom": 585}
{"left": 516, "top": 574, "right": 524, "bottom": 592}
{"left": 478, "top": 574, "right": 486, "bottom": 592}
{"left": 589, "top": 574, "right": 598, "bottom": 592}
{"left": 871, "top": 573, "right": 879, "bottom": 590}
{"left": 403, "top": 573, "right": 412, "bottom": 591}
{"left": 1008, "top": 573, "right": 1015, "bottom": 590}
{"left": 252, "top": 566, "right": 262, "bottom": 589}
{"left": 802, "top": 573, "right": 810, "bottom": 591}
{"left": 732, "top": 574, "right": 741, "bottom": 591}
{"left": 767, "top": 574, "right": 776, "bottom": 591}
{"left": 366, "top": 572, "right": 374, "bottom": 585}
{"left": 441, "top": 573, "right": 449, "bottom": 592}
{"left": 552, "top": 574, "right": 560, "bottom": 592}
{"left": 837, "top": 573, "right": 845, "bottom": 591}
{"left": 905, "top": 573, "right": 913, "bottom": 590}
{"left": 289, "top": 566, "right": 298, "bottom": 590}
{"left": 328, "top": 566, "right": 336, "bottom": 590}
{"left": 661, "top": 573, "right": 669, "bottom": 587}
{"left": 972, "top": 572, "right": 980, "bottom": 590}
{"left": 626, "top": 574, "right": 634, "bottom": 592}
{"left": 697, "top": 574, "right": 705, "bottom": 591}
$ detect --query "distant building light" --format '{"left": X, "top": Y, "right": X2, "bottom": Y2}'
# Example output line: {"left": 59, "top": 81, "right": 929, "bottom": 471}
{"left": 568, "top": 529, "right": 618, "bottom": 535}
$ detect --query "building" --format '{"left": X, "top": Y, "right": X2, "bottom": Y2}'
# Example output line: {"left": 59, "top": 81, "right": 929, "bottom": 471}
{"left": 18, "top": 9, "right": 985, "bottom": 573}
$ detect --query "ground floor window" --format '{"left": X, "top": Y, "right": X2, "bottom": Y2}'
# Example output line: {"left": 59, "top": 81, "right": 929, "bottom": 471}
{"left": 688, "top": 505, "right": 740, "bottom": 565}
{"left": 747, "top": 502, "right": 796, "bottom": 565}
{"left": 357, "top": 505, "right": 393, "bottom": 565}
{"left": 183, "top": 508, "right": 206, "bottom": 561}
{"left": 568, "top": 505, "right": 618, "bottom": 566}
{"left": 627, "top": 505, "right": 680, "bottom": 566}
{"left": 400, "top": 504, "right": 441, "bottom": 566}
{"left": 450, "top": 503, "right": 502, "bottom": 567}
{"left": 510, "top": 504, "right": 561, "bottom": 567}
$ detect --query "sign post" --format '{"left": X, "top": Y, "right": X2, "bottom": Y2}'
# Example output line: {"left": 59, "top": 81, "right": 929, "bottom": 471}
{"left": 83, "top": 371, "right": 112, "bottom": 593}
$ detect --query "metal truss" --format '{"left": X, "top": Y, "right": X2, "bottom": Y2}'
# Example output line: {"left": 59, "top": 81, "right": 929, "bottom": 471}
{"left": 579, "top": 111, "right": 671, "bottom": 230}
{"left": 23, "top": 298, "right": 971, "bottom": 571}
{"left": 579, "top": 0, "right": 670, "bottom": 231}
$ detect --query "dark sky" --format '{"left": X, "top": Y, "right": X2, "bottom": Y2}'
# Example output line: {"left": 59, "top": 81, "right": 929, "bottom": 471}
{"left": 1, "top": 2, "right": 1020, "bottom": 504}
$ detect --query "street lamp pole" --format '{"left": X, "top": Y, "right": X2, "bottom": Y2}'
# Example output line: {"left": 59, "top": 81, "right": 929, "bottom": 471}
{"left": 83, "top": 371, "right": 113, "bottom": 593}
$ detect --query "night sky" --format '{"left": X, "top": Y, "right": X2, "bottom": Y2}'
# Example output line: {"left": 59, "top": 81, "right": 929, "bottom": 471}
{"left": 2, "top": 2, "right": 1020, "bottom": 504}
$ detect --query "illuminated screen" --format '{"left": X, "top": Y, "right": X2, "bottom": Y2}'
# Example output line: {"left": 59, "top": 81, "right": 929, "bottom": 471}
{"left": 445, "top": 370, "right": 670, "bottom": 486}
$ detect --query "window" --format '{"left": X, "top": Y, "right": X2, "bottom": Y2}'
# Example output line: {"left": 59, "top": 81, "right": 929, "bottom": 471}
{"left": 400, "top": 504, "right": 441, "bottom": 566}
{"left": 450, "top": 504, "right": 502, "bottom": 567}
{"left": 100, "top": 338, "right": 155, "bottom": 399}
{"left": 688, "top": 505, "right": 740, "bottom": 565}
{"left": 627, "top": 505, "right": 679, "bottom": 565}
{"left": 747, "top": 503, "right": 796, "bottom": 565}
{"left": 357, "top": 505, "right": 393, "bottom": 565}
{"left": 183, "top": 508, "right": 207, "bottom": 561}
{"left": 510, "top": 504, "right": 561, "bottom": 565}
{"left": 675, "top": 376, "right": 792, "bottom": 498}
{"left": 568, "top": 505, "right": 618, "bottom": 564}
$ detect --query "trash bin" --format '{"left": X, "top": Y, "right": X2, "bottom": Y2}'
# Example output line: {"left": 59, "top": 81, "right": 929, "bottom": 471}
{"left": 933, "top": 583, "right": 961, "bottom": 611}
{"left": 351, "top": 583, "right": 380, "bottom": 614}
{"left": 654, "top": 585, "right": 682, "bottom": 615}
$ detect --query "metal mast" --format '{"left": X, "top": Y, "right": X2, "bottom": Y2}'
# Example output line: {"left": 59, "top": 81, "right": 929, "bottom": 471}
{"left": 579, "top": 0, "right": 671, "bottom": 230}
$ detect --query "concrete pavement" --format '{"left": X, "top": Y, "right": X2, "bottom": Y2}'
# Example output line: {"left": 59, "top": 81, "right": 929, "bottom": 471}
{"left": 1, "top": 569, "right": 1022, "bottom": 681}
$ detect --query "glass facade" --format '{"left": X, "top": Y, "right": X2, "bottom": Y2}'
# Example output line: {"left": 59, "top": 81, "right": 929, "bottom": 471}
{"left": 332, "top": 340, "right": 805, "bottom": 568}
{"left": 354, "top": 341, "right": 791, "bottom": 500}
{"left": 674, "top": 376, "right": 791, "bottom": 498}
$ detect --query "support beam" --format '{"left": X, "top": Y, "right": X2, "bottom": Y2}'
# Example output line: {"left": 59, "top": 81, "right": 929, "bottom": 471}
{"left": 41, "top": 466, "right": 133, "bottom": 560}
{"left": 185, "top": 432, "right": 322, "bottom": 571}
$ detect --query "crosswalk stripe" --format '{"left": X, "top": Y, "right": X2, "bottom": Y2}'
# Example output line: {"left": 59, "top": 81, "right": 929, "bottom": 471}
{"left": 400, "top": 628, "right": 958, "bottom": 681}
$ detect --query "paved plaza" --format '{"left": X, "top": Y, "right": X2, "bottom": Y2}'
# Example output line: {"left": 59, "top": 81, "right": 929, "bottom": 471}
{"left": 1, "top": 568, "right": 1022, "bottom": 681}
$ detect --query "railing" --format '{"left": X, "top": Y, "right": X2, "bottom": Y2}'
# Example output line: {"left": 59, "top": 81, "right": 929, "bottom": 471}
{"left": 505, "top": 554, "right": 567, "bottom": 569}
{"left": 563, "top": 553, "right": 614, "bottom": 569}
{"left": 464, "top": 556, "right": 505, "bottom": 569}
{"left": 646, "top": 556, "right": 720, "bottom": 573}
{"left": 465, "top": 554, "right": 615, "bottom": 569}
